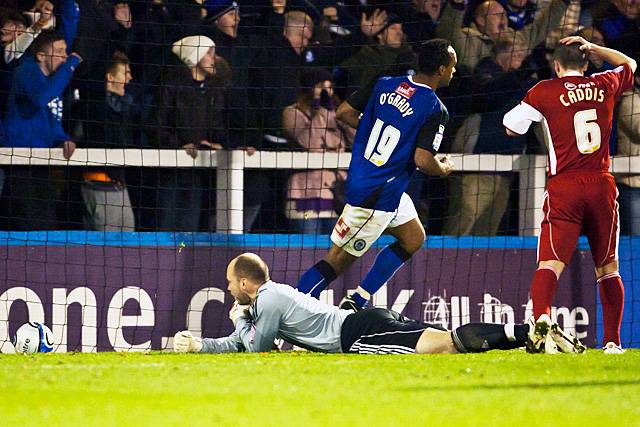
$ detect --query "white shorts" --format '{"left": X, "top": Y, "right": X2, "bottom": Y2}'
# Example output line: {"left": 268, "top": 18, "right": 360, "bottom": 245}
{"left": 330, "top": 193, "right": 418, "bottom": 257}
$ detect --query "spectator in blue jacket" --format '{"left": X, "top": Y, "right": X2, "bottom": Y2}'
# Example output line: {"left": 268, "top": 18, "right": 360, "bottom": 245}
{"left": 4, "top": 30, "right": 80, "bottom": 151}
{"left": 3, "top": 30, "right": 82, "bottom": 229}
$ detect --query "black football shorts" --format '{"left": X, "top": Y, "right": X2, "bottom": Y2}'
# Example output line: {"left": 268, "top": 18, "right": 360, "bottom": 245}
{"left": 340, "top": 307, "right": 446, "bottom": 354}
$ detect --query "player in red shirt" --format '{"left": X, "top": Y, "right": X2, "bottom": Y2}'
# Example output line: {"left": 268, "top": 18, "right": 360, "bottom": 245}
{"left": 503, "top": 36, "right": 637, "bottom": 354}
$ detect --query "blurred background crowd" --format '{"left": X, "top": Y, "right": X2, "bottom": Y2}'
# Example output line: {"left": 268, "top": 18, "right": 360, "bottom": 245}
{"left": 0, "top": 0, "right": 638, "bottom": 235}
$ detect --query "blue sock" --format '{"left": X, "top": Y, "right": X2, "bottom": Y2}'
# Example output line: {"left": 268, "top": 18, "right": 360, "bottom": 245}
{"left": 352, "top": 243, "right": 411, "bottom": 307}
{"left": 350, "top": 292, "right": 369, "bottom": 308}
{"left": 296, "top": 260, "right": 337, "bottom": 299}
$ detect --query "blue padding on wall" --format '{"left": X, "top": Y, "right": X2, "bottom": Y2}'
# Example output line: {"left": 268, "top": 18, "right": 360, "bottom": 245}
{"left": 0, "top": 231, "right": 597, "bottom": 249}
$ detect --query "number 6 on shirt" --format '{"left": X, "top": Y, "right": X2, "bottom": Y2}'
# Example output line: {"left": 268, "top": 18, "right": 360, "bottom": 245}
{"left": 574, "top": 109, "right": 601, "bottom": 154}
{"left": 364, "top": 118, "right": 401, "bottom": 166}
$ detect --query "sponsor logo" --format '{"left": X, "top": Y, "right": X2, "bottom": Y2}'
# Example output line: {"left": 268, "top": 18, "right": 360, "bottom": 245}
{"left": 394, "top": 82, "right": 417, "bottom": 99}
{"left": 353, "top": 239, "right": 367, "bottom": 251}
{"left": 432, "top": 133, "right": 443, "bottom": 152}
{"left": 564, "top": 82, "right": 577, "bottom": 91}
{"left": 334, "top": 218, "right": 350, "bottom": 239}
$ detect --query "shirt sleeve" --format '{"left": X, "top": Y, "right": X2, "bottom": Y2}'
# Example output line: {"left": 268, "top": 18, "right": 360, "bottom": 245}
{"left": 415, "top": 102, "right": 449, "bottom": 154}
{"left": 234, "top": 290, "right": 282, "bottom": 352}
{"left": 592, "top": 63, "right": 635, "bottom": 100}
{"left": 346, "top": 77, "right": 378, "bottom": 112}
{"left": 201, "top": 331, "right": 245, "bottom": 353}
{"left": 503, "top": 94, "right": 543, "bottom": 135}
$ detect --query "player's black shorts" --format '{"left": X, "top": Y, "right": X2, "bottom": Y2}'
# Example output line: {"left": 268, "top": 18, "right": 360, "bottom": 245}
{"left": 340, "top": 307, "right": 446, "bottom": 354}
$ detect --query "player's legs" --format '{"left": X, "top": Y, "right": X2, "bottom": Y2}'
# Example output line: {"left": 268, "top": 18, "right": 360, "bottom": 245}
{"left": 595, "top": 261, "right": 624, "bottom": 349}
{"left": 584, "top": 175, "right": 625, "bottom": 349}
{"left": 415, "top": 328, "right": 457, "bottom": 354}
{"left": 451, "top": 323, "right": 530, "bottom": 353}
{"left": 341, "top": 308, "right": 432, "bottom": 354}
{"left": 346, "top": 194, "right": 423, "bottom": 308}
{"left": 531, "top": 187, "right": 582, "bottom": 319}
{"left": 341, "top": 308, "right": 529, "bottom": 354}
{"left": 296, "top": 203, "right": 394, "bottom": 298}
{"left": 295, "top": 244, "right": 353, "bottom": 299}
{"left": 526, "top": 182, "right": 583, "bottom": 353}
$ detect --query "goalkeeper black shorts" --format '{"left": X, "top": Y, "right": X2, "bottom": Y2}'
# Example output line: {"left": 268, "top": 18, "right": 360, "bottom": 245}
{"left": 340, "top": 307, "right": 446, "bottom": 354}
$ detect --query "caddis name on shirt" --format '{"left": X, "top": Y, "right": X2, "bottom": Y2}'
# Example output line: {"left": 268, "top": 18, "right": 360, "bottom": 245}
{"left": 378, "top": 82, "right": 416, "bottom": 117}
{"left": 559, "top": 81, "right": 605, "bottom": 107}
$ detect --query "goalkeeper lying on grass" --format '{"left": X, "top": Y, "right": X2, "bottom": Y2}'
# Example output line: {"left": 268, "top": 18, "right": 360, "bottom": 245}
{"left": 174, "top": 253, "right": 585, "bottom": 355}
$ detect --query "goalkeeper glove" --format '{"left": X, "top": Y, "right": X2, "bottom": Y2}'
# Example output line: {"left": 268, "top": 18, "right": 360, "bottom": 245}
{"left": 229, "top": 301, "right": 251, "bottom": 327}
{"left": 173, "top": 330, "right": 203, "bottom": 353}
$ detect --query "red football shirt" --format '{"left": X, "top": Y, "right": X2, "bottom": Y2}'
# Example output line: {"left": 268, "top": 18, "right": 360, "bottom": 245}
{"left": 503, "top": 63, "right": 634, "bottom": 176}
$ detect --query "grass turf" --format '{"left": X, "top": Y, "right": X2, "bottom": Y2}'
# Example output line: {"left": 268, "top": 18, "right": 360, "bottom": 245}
{"left": 1, "top": 350, "right": 639, "bottom": 426}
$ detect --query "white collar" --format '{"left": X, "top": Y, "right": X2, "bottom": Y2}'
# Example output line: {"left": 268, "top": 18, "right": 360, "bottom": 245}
{"left": 560, "top": 71, "right": 584, "bottom": 77}
{"left": 408, "top": 75, "right": 432, "bottom": 89}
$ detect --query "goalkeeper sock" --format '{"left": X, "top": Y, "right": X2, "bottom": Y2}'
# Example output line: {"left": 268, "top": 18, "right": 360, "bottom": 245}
{"left": 296, "top": 260, "right": 337, "bottom": 299}
{"left": 530, "top": 267, "right": 558, "bottom": 319}
{"left": 351, "top": 242, "right": 411, "bottom": 308}
{"left": 452, "top": 323, "right": 528, "bottom": 353}
{"left": 597, "top": 272, "right": 624, "bottom": 345}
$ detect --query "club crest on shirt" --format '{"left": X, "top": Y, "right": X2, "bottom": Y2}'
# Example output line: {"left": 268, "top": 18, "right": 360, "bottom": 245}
{"left": 334, "top": 217, "right": 350, "bottom": 239}
{"left": 394, "top": 82, "right": 417, "bottom": 99}
{"left": 353, "top": 239, "right": 366, "bottom": 251}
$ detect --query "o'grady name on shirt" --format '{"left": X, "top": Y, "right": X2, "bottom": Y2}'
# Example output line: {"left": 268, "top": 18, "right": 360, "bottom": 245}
{"left": 379, "top": 83, "right": 416, "bottom": 117}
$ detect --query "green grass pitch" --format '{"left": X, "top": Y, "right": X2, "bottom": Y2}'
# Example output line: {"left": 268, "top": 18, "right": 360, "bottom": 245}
{"left": 1, "top": 350, "right": 639, "bottom": 426}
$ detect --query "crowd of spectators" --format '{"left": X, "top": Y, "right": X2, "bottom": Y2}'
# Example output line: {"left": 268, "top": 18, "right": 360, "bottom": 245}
{"left": 0, "top": 0, "right": 637, "bottom": 234}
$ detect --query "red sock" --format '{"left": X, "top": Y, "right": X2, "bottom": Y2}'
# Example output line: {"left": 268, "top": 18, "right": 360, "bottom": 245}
{"left": 598, "top": 273, "right": 624, "bottom": 346}
{"left": 530, "top": 267, "right": 558, "bottom": 319}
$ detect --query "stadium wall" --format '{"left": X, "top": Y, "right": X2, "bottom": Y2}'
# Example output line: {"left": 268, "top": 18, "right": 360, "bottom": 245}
{"left": 0, "top": 232, "right": 638, "bottom": 352}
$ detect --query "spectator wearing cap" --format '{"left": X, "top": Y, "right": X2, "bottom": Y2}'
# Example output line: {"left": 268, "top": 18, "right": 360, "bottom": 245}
{"left": 616, "top": 66, "right": 640, "bottom": 235}
{"left": 202, "top": 0, "right": 269, "bottom": 231}
{"left": 340, "top": 13, "right": 415, "bottom": 96}
{"left": 203, "top": 0, "right": 260, "bottom": 148}
{"left": 149, "top": 35, "right": 229, "bottom": 231}
{"left": 283, "top": 68, "right": 354, "bottom": 234}
{"left": 437, "top": 0, "right": 574, "bottom": 71}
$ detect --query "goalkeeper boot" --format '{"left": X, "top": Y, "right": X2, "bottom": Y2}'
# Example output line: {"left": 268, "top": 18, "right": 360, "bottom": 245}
{"left": 526, "top": 314, "right": 558, "bottom": 354}
{"left": 603, "top": 342, "right": 625, "bottom": 354}
{"left": 338, "top": 295, "right": 365, "bottom": 312}
{"left": 549, "top": 322, "right": 586, "bottom": 354}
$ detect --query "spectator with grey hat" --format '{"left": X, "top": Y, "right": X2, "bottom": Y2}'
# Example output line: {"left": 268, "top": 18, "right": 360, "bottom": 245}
{"left": 148, "top": 35, "right": 230, "bottom": 231}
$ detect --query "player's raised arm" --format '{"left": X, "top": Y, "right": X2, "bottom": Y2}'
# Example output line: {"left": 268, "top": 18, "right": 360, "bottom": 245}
{"left": 560, "top": 36, "right": 637, "bottom": 73}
